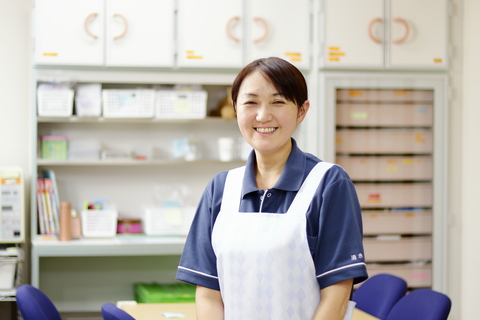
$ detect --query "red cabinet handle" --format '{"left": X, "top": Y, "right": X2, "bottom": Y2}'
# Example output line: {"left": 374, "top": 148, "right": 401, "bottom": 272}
{"left": 253, "top": 17, "right": 268, "bottom": 44}
{"left": 84, "top": 13, "right": 98, "bottom": 39}
{"left": 226, "top": 16, "right": 240, "bottom": 42}
{"left": 368, "top": 18, "right": 382, "bottom": 44}
{"left": 113, "top": 14, "right": 128, "bottom": 40}
{"left": 392, "top": 17, "right": 409, "bottom": 44}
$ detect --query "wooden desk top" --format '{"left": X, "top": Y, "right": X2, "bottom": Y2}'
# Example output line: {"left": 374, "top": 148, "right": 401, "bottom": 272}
{"left": 121, "top": 303, "right": 380, "bottom": 320}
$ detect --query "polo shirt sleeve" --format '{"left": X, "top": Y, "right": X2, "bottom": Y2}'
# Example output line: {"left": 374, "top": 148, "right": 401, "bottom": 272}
{"left": 175, "top": 174, "right": 225, "bottom": 291}
{"left": 310, "top": 167, "right": 368, "bottom": 289}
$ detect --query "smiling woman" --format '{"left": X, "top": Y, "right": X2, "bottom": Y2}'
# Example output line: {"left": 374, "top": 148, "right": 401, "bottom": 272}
{"left": 176, "top": 57, "right": 368, "bottom": 320}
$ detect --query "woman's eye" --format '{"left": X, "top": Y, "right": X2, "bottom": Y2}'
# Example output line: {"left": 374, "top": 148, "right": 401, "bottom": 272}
{"left": 273, "top": 100, "right": 285, "bottom": 105}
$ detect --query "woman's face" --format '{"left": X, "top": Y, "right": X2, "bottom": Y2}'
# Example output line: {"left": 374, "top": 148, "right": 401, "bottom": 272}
{"left": 235, "top": 71, "right": 309, "bottom": 157}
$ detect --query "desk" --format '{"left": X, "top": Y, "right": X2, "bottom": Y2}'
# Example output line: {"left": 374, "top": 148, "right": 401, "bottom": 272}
{"left": 121, "top": 303, "right": 381, "bottom": 320}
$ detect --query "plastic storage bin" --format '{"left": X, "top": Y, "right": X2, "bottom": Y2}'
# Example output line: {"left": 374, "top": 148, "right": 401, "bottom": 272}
{"left": 155, "top": 90, "right": 207, "bottom": 119}
{"left": 41, "top": 136, "right": 68, "bottom": 160}
{"left": 365, "top": 263, "right": 432, "bottom": 288}
{"left": 81, "top": 209, "right": 118, "bottom": 238}
{"left": 102, "top": 89, "right": 155, "bottom": 118}
{"left": 362, "top": 210, "right": 433, "bottom": 235}
{"left": 134, "top": 282, "right": 196, "bottom": 303}
{"left": 336, "top": 89, "right": 434, "bottom": 102}
{"left": 355, "top": 182, "right": 433, "bottom": 208}
{"left": 363, "top": 236, "right": 432, "bottom": 262}
{"left": 37, "top": 88, "right": 74, "bottom": 117}
{"left": 0, "top": 258, "right": 17, "bottom": 290}
{"left": 142, "top": 206, "right": 195, "bottom": 236}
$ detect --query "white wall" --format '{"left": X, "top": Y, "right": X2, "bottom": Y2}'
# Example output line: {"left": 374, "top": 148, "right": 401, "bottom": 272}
{"left": 0, "top": 0, "right": 31, "bottom": 177}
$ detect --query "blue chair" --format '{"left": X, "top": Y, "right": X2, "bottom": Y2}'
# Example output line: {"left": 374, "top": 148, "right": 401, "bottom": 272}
{"left": 352, "top": 273, "right": 408, "bottom": 319}
{"left": 16, "top": 284, "right": 62, "bottom": 320}
{"left": 385, "top": 288, "right": 451, "bottom": 320}
{"left": 102, "top": 303, "right": 136, "bottom": 320}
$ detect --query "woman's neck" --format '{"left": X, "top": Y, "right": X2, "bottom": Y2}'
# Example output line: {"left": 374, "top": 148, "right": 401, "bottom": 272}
{"left": 254, "top": 142, "right": 292, "bottom": 190}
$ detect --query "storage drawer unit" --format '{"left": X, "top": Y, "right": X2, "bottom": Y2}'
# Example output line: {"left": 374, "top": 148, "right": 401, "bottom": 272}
{"left": 336, "top": 129, "right": 433, "bottom": 154}
{"left": 336, "top": 103, "right": 433, "bottom": 127}
{"left": 363, "top": 237, "right": 432, "bottom": 262}
{"left": 355, "top": 183, "right": 432, "bottom": 208}
{"left": 362, "top": 210, "right": 433, "bottom": 235}
{"left": 337, "top": 156, "right": 433, "bottom": 181}
{"left": 336, "top": 89, "right": 434, "bottom": 102}
{"left": 363, "top": 264, "right": 432, "bottom": 288}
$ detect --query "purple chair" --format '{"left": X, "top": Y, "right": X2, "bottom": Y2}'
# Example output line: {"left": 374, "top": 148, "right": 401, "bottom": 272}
{"left": 385, "top": 289, "right": 451, "bottom": 320}
{"left": 352, "top": 273, "right": 408, "bottom": 319}
{"left": 101, "top": 303, "right": 136, "bottom": 320}
{"left": 16, "top": 284, "right": 62, "bottom": 320}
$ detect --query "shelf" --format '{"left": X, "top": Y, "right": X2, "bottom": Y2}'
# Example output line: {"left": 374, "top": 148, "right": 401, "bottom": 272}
{"left": 37, "top": 116, "right": 236, "bottom": 124}
{"left": 36, "top": 159, "right": 246, "bottom": 166}
{"left": 32, "top": 235, "right": 186, "bottom": 257}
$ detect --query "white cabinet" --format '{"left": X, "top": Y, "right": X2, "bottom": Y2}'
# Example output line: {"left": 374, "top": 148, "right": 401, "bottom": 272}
{"left": 177, "top": 0, "right": 311, "bottom": 70}
{"left": 321, "top": 0, "right": 448, "bottom": 70}
{"left": 33, "top": 0, "right": 175, "bottom": 67}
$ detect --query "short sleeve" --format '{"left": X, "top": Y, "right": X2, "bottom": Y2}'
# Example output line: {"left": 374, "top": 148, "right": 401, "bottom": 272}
{"left": 309, "top": 166, "right": 368, "bottom": 288}
{"left": 175, "top": 173, "right": 227, "bottom": 291}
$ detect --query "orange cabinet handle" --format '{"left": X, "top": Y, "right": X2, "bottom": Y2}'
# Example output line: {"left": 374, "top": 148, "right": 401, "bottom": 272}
{"left": 392, "top": 17, "right": 409, "bottom": 44}
{"left": 253, "top": 17, "right": 268, "bottom": 44}
{"left": 113, "top": 14, "right": 128, "bottom": 40}
{"left": 368, "top": 18, "right": 382, "bottom": 44}
{"left": 226, "top": 16, "right": 240, "bottom": 42}
{"left": 84, "top": 13, "right": 98, "bottom": 39}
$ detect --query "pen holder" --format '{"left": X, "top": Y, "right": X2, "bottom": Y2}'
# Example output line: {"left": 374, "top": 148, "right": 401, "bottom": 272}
{"left": 81, "top": 209, "right": 118, "bottom": 238}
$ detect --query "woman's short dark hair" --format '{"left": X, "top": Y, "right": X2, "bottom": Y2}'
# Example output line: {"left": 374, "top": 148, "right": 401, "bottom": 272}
{"left": 231, "top": 57, "right": 308, "bottom": 109}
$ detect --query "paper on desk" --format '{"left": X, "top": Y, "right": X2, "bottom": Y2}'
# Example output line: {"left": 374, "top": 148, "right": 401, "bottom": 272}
{"left": 163, "top": 312, "right": 186, "bottom": 318}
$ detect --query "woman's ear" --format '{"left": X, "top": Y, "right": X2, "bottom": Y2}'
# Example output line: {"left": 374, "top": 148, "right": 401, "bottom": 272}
{"left": 296, "top": 100, "right": 310, "bottom": 125}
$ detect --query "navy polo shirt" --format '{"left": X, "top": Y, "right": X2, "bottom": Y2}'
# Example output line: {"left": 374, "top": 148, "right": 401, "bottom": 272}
{"left": 176, "top": 139, "right": 368, "bottom": 291}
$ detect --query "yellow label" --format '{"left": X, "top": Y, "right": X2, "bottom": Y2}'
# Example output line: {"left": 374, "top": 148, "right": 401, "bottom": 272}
{"left": 369, "top": 214, "right": 378, "bottom": 218}
{"left": 386, "top": 166, "right": 397, "bottom": 172}
{"left": 329, "top": 57, "right": 339, "bottom": 61}
{"left": 329, "top": 47, "right": 340, "bottom": 50}
{"left": 434, "top": 58, "right": 443, "bottom": 63}
{"left": 1, "top": 177, "right": 20, "bottom": 185}
{"left": 387, "top": 159, "right": 397, "bottom": 164}
{"left": 335, "top": 138, "right": 343, "bottom": 143}
{"left": 351, "top": 111, "right": 368, "bottom": 120}
{"left": 402, "top": 159, "right": 414, "bottom": 164}
{"left": 285, "top": 52, "right": 301, "bottom": 56}
{"left": 394, "top": 90, "right": 408, "bottom": 95}
{"left": 329, "top": 52, "right": 345, "bottom": 56}
{"left": 290, "top": 58, "right": 302, "bottom": 62}
{"left": 415, "top": 133, "right": 425, "bottom": 143}
{"left": 405, "top": 213, "right": 415, "bottom": 217}
{"left": 186, "top": 56, "right": 203, "bottom": 59}
{"left": 186, "top": 50, "right": 195, "bottom": 54}
{"left": 43, "top": 53, "right": 58, "bottom": 56}
{"left": 349, "top": 90, "right": 363, "bottom": 97}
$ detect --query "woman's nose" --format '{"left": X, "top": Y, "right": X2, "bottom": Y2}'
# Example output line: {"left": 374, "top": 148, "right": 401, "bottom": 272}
{"left": 256, "top": 105, "right": 272, "bottom": 122}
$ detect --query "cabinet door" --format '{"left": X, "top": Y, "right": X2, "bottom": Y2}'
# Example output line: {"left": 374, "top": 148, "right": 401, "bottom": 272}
{"left": 248, "top": 0, "right": 311, "bottom": 70}
{"left": 105, "top": 0, "right": 175, "bottom": 67}
{"left": 322, "top": 0, "right": 384, "bottom": 69}
{"left": 177, "top": 0, "right": 243, "bottom": 68}
{"left": 388, "top": 0, "right": 448, "bottom": 70}
{"left": 33, "top": 0, "right": 104, "bottom": 66}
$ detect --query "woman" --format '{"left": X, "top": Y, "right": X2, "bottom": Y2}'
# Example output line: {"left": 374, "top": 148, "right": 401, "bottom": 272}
{"left": 176, "top": 57, "right": 367, "bottom": 320}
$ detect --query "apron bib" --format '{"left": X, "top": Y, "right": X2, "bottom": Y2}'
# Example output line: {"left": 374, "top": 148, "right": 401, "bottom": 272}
{"left": 212, "top": 162, "right": 354, "bottom": 320}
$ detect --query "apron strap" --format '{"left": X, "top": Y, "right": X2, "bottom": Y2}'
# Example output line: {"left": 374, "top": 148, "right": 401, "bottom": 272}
{"left": 220, "top": 166, "right": 246, "bottom": 213}
{"left": 286, "top": 162, "right": 335, "bottom": 215}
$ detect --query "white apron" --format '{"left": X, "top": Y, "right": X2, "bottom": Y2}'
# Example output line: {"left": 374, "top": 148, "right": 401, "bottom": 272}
{"left": 211, "top": 162, "right": 356, "bottom": 320}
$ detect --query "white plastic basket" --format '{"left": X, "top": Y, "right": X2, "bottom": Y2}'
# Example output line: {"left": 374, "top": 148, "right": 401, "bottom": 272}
{"left": 155, "top": 91, "right": 207, "bottom": 119}
{"left": 81, "top": 209, "right": 118, "bottom": 238}
{"left": 37, "top": 88, "right": 74, "bottom": 117}
{"left": 0, "top": 259, "right": 17, "bottom": 290}
{"left": 142, "top": 206, "right": 195, "bottom": 236}
{"left": 102, "top": 89, "right": 155, "bottom": 118}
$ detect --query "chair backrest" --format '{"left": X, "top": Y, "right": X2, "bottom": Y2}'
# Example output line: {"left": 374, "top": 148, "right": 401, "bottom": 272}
{"left": 384, "top": 289, "right": 452, "bottom": 320}
{"left": 102, "top": 303, "right": 136, "bottom": 320}
{"left": 352, "top": 273, "right": 408, "bottom": 319}
{"left": 16, "top": 284, "right": 62, "bottom": 320}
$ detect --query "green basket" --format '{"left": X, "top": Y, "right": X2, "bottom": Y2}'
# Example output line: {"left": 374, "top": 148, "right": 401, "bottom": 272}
{"left": 134, "top": 282, "right": 196, "bottom": 303}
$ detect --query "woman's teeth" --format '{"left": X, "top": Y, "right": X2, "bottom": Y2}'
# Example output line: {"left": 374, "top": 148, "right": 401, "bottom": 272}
{"left": 256, "top": 127, "right": 276, "bottom": 133}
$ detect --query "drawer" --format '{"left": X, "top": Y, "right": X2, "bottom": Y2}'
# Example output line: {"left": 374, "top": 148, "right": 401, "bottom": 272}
{"left": 337, "top": 156, "right": 433, "bottom": 181}
{"left": 336, "top": 89, "right": 434, "bottom": 102}
{"left": 363, "top": 236, "right": 432, "bottom": 262}
{"left": 336, "top": 129, "right": 433, "bottom": 154}
{"left": 336, "top": 103, "right": 433, "bottom": 127}
{"left": 362, "top": 210, "right": 433, "bottom": 235}
{"left": 355, "top": 183, "right": 432, "bottom": 208}
{"left": 363, "top": 264, "right": 432, "bottom": 288}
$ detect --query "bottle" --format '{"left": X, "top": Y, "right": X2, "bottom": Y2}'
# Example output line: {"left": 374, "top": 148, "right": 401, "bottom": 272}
{"left": 59, "top": 201, "right": 72, "bottom": 241}
{"left": 70, "top": 209, "right": 82, "bottom": 239}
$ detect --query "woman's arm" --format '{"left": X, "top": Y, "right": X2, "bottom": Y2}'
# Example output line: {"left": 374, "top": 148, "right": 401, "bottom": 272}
{"left": 312, "top": 279, "right": 353, "bottom": 320}
{"left": 196, "top": 285, "right": 224, "bottom": 320}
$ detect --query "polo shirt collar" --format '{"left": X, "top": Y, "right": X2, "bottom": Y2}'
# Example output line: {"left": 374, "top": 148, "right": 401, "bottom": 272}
{"left": 241, "top": 138, "right": 306, "bottom": 197}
